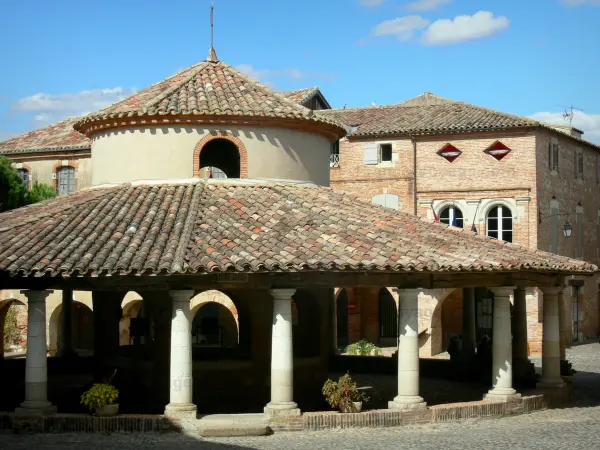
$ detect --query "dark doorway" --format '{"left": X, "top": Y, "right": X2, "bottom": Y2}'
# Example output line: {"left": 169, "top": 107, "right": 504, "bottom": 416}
{"left": 199, "top": 139, "right": 241, "bottom": 178}
{"left": 336, "top": 289, "right": 349, "bottom": 349}
{"left": 379, "top": 288, "right": 397, "bottom": 346}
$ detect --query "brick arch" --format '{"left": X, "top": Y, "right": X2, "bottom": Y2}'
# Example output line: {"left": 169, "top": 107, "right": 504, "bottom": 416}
{"left": 192, "top": 131, "right": 248, "bottom": 178}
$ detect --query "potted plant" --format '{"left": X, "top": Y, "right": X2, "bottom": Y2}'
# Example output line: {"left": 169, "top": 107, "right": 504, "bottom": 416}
{"left": 81, "top": 370, "right": 120, "bottom": 416}
{"left": 561, "top": 359, "right": 576, "bottom": 383}
{"left": 344, "top": 339, "right": 382, "bottom": 356}
{"left": 322, "top": 373, "right": 368, "bottom": 413}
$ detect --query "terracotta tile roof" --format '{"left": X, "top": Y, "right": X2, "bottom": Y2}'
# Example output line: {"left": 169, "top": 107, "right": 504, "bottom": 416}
{"left": 74, "top": 61, "right": 344, "bottom": 134}
{"left": 281, "top": 87, "right": 320, "bottom": 106}
{"left": 316, "top": 96, "right": 539, "bottom": 137}
{"left": 0, "top": 117, "right": 90, "bottom": 155}
{"left": 0, "top": 180, "right": 594, "bottom": 278}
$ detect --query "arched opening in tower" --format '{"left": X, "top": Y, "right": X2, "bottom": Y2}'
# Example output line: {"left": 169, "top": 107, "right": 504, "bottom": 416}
{"left": 199, "top": 138, "right": 241, "bottom": 178}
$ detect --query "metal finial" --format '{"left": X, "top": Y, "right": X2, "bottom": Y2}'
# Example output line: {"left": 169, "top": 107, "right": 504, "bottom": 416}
{"left": 208, "top": 2, "right": 218, "bottom": 62}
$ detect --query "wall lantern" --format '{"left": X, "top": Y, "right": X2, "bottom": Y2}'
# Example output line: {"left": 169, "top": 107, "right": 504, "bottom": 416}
{"left": 563, "top": 221, "right": 572, "bottom": 238}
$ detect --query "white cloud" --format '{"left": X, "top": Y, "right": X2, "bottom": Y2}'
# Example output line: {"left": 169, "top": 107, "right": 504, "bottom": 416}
{"left": 10, "top": 87, "right": 134, "bottom": 117}
{"left": 358, "top": 0, "right": 385, "bottom": 6}
{"left": 530, "top": 111, "right": 600, "bottom": 143}
{"left": 370, "top": 16, "right": 431, "bottom": 41}
{"left": 422, "top": 11, "right": 509, "bottom": 45}
{"left": 405, "top": 0, "right": 451, "bottom": 12}
{"left": 562, "top": 0, "right": 600, "bottom": 6}
{"left": 236, "top": 65, "right": 335, "bottom": 85}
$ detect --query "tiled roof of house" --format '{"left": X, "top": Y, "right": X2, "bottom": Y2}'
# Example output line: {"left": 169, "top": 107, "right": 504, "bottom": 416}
{"left": 281, "top": 87, "right": 320, "bottom": 106}
{"left": 0, "top": 179, "right": 593, "bottom": 278}
{"left": 0, "top": 117, "right": 90, "bottom": 155}
{"left": 316, "top": 94, "right": 539, "bottom": 137}
{"left": 74, "top": 61, "right": 344, "bottom": 134}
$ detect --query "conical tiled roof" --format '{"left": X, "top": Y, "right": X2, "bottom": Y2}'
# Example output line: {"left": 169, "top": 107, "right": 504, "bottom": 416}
{"left": 74, "top": 60, "right": 345, "bottom": 138}
{"left": 0, "top": 179, "right": 594, "bottom": 279}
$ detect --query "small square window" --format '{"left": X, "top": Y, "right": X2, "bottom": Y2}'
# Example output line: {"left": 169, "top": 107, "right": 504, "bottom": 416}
{"left": 380, "top": 144, "right": 392, "bottom": 162}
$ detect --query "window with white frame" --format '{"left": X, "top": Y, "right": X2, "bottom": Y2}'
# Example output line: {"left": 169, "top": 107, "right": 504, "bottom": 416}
{"left": 330, "top": 140, "right": 340, "bottom": 167}
{"left": 549, "top": 140, "right": 559, "bottom": 171}
{"left": 575, "top": 149, "right": 584, "bottom": 179}
{"left": 57, "top": 166, "right": 75, "bottom": 195}
{"left": 363, "top": 143, "right": 392, "bottom": 165}
{"left": 372, "top": 193, "right": 400, "bottom": 210}
{"left": 486, "top": 205, "right": 513, "bottom": 243}
{"left": 440, "top": 206, "right": 464, "bottom": 228}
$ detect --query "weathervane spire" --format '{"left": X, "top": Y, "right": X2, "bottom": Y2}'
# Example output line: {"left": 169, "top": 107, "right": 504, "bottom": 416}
{"left": 208, "top": 1, "right": 218, "bottom": 62}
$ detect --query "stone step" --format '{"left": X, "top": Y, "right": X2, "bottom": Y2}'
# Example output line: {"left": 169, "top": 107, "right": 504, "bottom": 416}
{"left": 195, "top": 413, "right": 270, "bottom": 437}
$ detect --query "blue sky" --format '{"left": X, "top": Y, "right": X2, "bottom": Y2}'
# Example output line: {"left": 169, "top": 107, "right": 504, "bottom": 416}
{"left": 1, "top": 0, "right": 599, "bottom": 142}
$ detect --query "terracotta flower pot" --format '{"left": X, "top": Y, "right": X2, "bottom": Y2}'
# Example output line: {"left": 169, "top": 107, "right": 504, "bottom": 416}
{"left": 95, "top": 403, "right": 119, "bottom": 417}
{"left": 339, "top": 401, "right": 362, "bottom": 413}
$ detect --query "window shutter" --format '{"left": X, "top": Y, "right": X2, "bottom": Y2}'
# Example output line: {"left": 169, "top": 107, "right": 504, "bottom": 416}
{"left": 548, "top": 142, "right": 553, "bottom": 170}
{"left": 363, "top": 143, "right": 379, "bottom": 165}
{"left": 574, "top": 151, "right": 578, "bottom": 177}
{"left": 372, "top": 194, "right": 386, "bottom": 207}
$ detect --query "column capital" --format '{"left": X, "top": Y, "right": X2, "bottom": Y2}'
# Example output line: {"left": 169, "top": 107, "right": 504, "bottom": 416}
{"left": 270, "top": 288, "right": 296, "bottom": 301}
{"left": 539, "top": 286, "right": 564, "bottom": 296}
{"left": 488, "top": 286, "right": 516, "bottom": 297}
{"left": 169, "top": 290, "right": 195, "bottom": 303}
{"left": 393, "top": 288, "right": 422, "bottom": 300}
{"left": 20, "top": 290, "right": 53, "bottom": 302}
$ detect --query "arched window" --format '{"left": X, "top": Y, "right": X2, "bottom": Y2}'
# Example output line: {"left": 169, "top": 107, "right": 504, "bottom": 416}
{"left": 17, "top": 168, "right": 30, "bottom": 189}
{"left": 486, "top": 205, "right": 513, "bottom": 242}
{"left": 440, "top": 206, "right": 464, "bottom": 228}
{"left": 199, "top": 138, "right": 241, "bottom": 178}
{"left": 57, "top": 166, "right": 75, "bottom": 195}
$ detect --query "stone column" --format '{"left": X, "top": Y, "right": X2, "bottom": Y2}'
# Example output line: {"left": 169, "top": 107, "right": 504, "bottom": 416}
{"left": 484, "top": 286, "right": 521, "bottom": 402}
{"left": 558, "top": 288, "right": 566, "bottom": 361}
{"left": 165, "top": 290, "right": 197, "bottom": 418}
{"left": 16, "top": 290, "right": 57, "bottom": 416}
{"left": 265, "top": 288, "right": 300, "bottom": 417}
{"left": 462, "top": 287, "right": 476, "bottom": 360}
{"left": 58, "top": 288, "right": 76, "bottom": 358}
{"left": 389, "top": 289, "right": 426, "bottom": 410}
{"left": 539, "top": 287, "right": 564, "bottom": 388}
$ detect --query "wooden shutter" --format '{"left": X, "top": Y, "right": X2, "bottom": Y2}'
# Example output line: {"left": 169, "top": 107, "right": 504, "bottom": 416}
{"left": 363, "top": 143, "right": 379, "bottom": 165}
{"left": 548, "top": 141, "right": 553, "bottom": 170}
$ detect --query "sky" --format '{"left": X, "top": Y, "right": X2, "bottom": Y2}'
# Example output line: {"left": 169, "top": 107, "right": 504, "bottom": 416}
{"left": 1, "top": 0, "right": 599, "bottom": 142}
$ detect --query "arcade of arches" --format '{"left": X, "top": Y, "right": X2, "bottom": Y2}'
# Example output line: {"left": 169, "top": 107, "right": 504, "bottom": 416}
{"left": 334, "top": 286, "right": 550, "bottom": 358}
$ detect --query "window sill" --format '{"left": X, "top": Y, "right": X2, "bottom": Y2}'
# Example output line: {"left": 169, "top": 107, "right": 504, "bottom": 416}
{"left": 376, "top": 161, "right": 394, "bottom": 168}
{"left": 550, "top": 169, "right": 559, "bottom": 176}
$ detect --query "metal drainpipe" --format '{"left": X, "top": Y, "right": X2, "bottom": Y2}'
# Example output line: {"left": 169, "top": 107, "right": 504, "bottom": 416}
{"left": 412, "top": 135, "right": 417, "bottom": 215}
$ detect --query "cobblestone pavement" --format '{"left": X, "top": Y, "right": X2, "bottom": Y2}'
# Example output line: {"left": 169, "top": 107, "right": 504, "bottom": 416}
{"left": 2, "top": 343, "right": 599, "bottom": 450}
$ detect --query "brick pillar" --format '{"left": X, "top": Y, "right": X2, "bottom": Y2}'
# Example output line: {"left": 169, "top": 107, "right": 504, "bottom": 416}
{"left": 462, "top": 287, "right": 476, "bottom": 359}
{"left": 558, "top": 289, "right": 566, "bottom": 361}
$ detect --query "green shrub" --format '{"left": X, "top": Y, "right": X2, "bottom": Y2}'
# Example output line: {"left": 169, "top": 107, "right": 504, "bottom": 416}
{"left": 26, "top": 182, "right": 57, "bottom": 204}
{"left": 80, "top": 383, "right": 119, "bottom": 411}
{"left": 561, "top": 359, "right": 576, "bottom": 376}
{"left": 345, "top": 339, "right": 382, "bottom": 356}
{"left": 322, "top": 373, "right": 368, "bottom": 411}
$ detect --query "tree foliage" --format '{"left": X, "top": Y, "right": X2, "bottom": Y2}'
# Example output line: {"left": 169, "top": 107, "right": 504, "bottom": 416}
{"left": 0, "top": 155, "right": 27, "bottom": 212}
{"left": 0, "top": 155, "right": 57, "bottom": 211}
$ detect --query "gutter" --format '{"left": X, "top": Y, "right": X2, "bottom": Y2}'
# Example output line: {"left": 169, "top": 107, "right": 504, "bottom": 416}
{"left": 412, "top": 135, "right": 417, "bottom": 216}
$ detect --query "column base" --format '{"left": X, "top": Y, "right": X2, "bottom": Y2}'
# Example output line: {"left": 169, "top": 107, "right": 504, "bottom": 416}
{"left": 164, "top": 402, "right": 197, "bottom": 419}
{"left": 15, "top": 401, "right": 57, "bottom": 416}
{"left": 483, "top": 388, "right": 521, "bottom": 402}
{"left": 388, "top": 395, "right": 427, "bottom": 410}
{"left": 264, "top": 402, "right": 301, "bottom": 418}
{"left": 537, "top": 378, "right": 565, "bottom": 389}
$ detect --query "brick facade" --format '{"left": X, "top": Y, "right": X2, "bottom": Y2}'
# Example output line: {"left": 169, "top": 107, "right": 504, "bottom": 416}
{"left": 333, "top": 128, "right": 600, "bottom": 354}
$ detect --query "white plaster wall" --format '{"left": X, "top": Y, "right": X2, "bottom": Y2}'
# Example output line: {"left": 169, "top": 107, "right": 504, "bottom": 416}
{"left": 91, "top": 125, "right": 331, "bottom": 186}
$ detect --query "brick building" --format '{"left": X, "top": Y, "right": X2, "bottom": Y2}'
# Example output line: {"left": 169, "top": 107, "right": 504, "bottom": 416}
{"left": 318, "top": 92, "right": 600, "bottom": 355}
